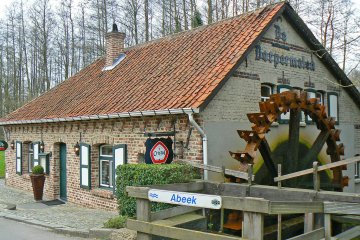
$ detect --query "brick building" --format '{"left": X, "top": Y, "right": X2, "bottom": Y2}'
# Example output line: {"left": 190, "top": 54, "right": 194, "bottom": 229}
{"left": 1, "top": 2, "right": 360, "bottom": 210}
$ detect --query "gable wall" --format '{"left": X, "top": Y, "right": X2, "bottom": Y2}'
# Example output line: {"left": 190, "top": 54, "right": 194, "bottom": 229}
{"left": 201, "top": 15, "right": 360, "bottom": 191}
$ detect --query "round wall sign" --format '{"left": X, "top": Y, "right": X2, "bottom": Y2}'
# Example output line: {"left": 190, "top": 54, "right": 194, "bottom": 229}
{"left": 0, "top": 140, "right": 8, "bottom": 151}
{"left": 145, "top": 138, "right": 174, "bottom": 164}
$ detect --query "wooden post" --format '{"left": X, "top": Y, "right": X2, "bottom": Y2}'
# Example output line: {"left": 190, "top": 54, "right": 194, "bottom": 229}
{"left": 277, "top": 164, "right": 282, "bottom": 240}
{"left": 304, "top": 213, "right": 314, "bottom": 233}
{"left": 287, "top": 109, "right": 301, "bottom": 186}
{"left": 248, "top": 164, "right": 253, "bottom": 185}
{"left": 243, "top": 211, "right": 264, "bottom": 240}
{"left": 136, "top": 199, "right": 152, "bottom": 240}
{"left": 222, "top": 166, "right": 226, "bottom": 183}
{"left": 313, "top": 161, "right": 322, "bottom": 230}
{"left": 219, "top": 207, "right": 224, "bottom": 233}
{"left": 324, "top": 214, "right": 331, "bottom": 240}
{"left": 313, "top": 161, "right": 320, "bottom": 191}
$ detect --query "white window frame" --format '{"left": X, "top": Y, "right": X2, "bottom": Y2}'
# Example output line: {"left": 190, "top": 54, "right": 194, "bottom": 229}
{"left": 278, "top": 85, "right": 292, "bottom": 122}
{"left": 327, "top": 92, "right": 339, "bottom": 124}
{"left": 305, "top": 89, "right": 318, "bottom": 123}
{"left": 99, "top": 145, "right": 114, "bottom": 188}
{"left": 316, "top": 91, "right": 324, "bottom": 105}
{"left": 355, "top": 154, "right": 360, "bottom": 179}
{"left": 261, "top": 84, "right": 273, "bottom": 102}
{"left": 292, "top": 87, "right": 306, "bottom": 124}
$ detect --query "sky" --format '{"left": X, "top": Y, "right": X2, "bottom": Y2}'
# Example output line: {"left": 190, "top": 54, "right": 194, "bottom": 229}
{"left": 1, "top": 0, "right": 360, "bottom": 18}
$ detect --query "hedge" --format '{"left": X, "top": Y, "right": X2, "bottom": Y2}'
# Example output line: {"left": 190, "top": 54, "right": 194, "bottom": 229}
{"left": 116, "top": 163, "right": 200, "bottom": 217}
{"left": 0, "top": 151, "right": 4, "bottom": 178}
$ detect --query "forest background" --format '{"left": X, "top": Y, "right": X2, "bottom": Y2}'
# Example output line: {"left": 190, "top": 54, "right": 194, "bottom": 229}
{"left": 0, "top": 0, "right": 360, "bottom": 132}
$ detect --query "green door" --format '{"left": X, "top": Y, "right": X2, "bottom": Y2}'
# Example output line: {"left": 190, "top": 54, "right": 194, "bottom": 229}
{"left": 60, "top": 143, "right": 67, "bottom": 201}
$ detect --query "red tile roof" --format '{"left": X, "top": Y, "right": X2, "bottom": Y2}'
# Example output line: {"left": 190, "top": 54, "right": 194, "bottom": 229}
{"left": 0, "top": 3, "right": 286, "bottom": 124}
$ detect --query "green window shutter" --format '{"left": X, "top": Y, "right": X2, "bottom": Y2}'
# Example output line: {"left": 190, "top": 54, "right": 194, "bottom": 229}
{"left": 80, "top": 143, "right": 91, "bottom": 189}
{"left": 16, "top": 141, "right": 22, "bottom": 175}
{"left": 33, "top": 142, "right": 40, "bottom": 166}
{"left": 112, "top": 144, "right": 127, "bottom": 192}
{"left": 277, "top": 85, "right": 292, "bottom": 123}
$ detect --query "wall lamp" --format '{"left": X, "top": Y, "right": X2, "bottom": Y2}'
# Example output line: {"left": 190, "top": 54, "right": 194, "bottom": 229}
{"left": 10, "top": 140, "right": 15, "bottom": 150}
{"left": 40, "top": 141, "right": 45, "bottom": 153}
{"left": 74, "top": 142, "right": 80, "bottom": 156}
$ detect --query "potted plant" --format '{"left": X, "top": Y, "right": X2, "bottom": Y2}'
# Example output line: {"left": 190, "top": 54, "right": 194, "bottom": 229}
{"left": 30, "top": 165, "right": 45, "bottom": 201}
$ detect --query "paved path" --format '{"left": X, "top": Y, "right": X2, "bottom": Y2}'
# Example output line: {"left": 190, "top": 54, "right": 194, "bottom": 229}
{"left": 0, "top": 179, "right": 119, "bottom": 238}
{"left": 0, "top": 218, "right": 85, "bottom": 240}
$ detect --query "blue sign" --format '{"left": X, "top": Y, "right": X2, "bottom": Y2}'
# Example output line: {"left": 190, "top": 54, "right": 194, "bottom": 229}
{"left": 148, "top": 189, "right": 222, "bottom": 209}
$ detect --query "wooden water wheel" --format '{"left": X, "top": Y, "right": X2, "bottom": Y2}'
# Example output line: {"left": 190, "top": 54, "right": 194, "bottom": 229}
{"left": 229, "top": 90, "right": 348, "bottom": 191}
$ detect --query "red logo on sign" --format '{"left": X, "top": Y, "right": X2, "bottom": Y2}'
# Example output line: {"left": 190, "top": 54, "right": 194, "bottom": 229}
{"left": 150, "top": 141, "right": 169, "bottom": 164}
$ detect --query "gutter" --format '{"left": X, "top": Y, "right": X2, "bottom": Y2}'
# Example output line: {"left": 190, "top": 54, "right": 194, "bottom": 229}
{"left": 187, "top": 113, "right": 208, "bottom": 180}
{"left": 0, "top": 108, "right": 200, "bottom": 126}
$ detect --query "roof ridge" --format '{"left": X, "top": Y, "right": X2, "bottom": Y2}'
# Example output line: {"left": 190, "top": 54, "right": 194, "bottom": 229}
{"left": 123, "top": 2, "right": 287, "bottom": 52}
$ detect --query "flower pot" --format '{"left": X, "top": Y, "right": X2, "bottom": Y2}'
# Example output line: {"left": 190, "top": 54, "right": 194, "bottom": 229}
{"left": 30, "top": 174, "right": 45, "bottom": 201}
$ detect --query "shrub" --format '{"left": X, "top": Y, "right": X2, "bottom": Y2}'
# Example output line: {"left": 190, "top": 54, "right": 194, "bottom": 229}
{"left": 103, "top": 215, "right": 127, "bottom": 229}
{"left": 116, "top": 163, "right": 200, "bottom": 217}
{"left": 32, "top": 165, "right": 44, "bottom": 174}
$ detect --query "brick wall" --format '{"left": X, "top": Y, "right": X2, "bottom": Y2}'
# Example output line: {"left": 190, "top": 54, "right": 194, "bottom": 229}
{"left": 4, "top": 114, "right": 203, "bottom": 211}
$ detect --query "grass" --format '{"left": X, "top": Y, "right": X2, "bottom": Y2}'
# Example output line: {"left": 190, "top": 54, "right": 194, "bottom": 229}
{"left": 103, "top": 215, "right": 127, "bottom": 229}
{"left": 0, "top": 151, "right": 4, "bottom": 178}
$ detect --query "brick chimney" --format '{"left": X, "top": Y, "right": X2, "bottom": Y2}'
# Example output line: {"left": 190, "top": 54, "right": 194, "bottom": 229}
{"left": 105, "top": 23, "right": 125, "bottom": 68}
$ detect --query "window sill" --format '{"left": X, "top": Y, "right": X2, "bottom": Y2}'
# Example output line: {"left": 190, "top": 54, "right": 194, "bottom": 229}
{"left": 90, "top": 188, "right": 115, "bottom": 199}
{"left": 272, "top": 122, "right": 306, "bottom": 127}
{"left": 271, "top": 122, "right": 279, "bottom": 127}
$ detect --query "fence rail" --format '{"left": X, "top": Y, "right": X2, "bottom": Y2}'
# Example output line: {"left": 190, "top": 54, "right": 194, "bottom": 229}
{"left": 274, "top": 156, "right": 360, "bottom": 183}
{"left": 125, "top": 181, "right": 360, "bottom": 240}
{"left": 180, "top": 161, "right": 254, "bottom": 181}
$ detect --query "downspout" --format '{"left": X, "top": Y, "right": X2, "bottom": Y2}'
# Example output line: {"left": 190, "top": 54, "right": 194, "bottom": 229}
{"left": 187, "top": 113, "right": 208, "bottom": 180}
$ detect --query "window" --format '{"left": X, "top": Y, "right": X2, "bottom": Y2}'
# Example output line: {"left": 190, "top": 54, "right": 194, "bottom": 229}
{"left": 293, "top": 87, "right": 306, "bottom": 124}
{"left": 16, "top": 141, "right": 22, "bottom": 175}
{"left": 305, "top": 89, "right": 317, "bottom": 123}
{"left": 98, "top": 144, "right": 127, "bottom": 190}
{"left": 39, "top": 153, "right": 50, "bottom": 175}
{"left": 28, "top": 142, "right": 40, "bottom": 172}
{"left": 277, "top": 85, "right": 292, "bottom": 122}
{"left": 100, "top": 145, "right": 114, "bottom": 188}
{"left": 306, "top": 90, "right": 316, "bottom": 100}
{"left": 327, "top": 92, "right": 339, "bottom": 124}
{"left": 261, "top": 84, "right": 273, "bottom": 102}
{"left": 316, "top": 91, "right": 324, "bottom": 105}
{"left": 355, "top": 154, "right": 360, "bottom": 179}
